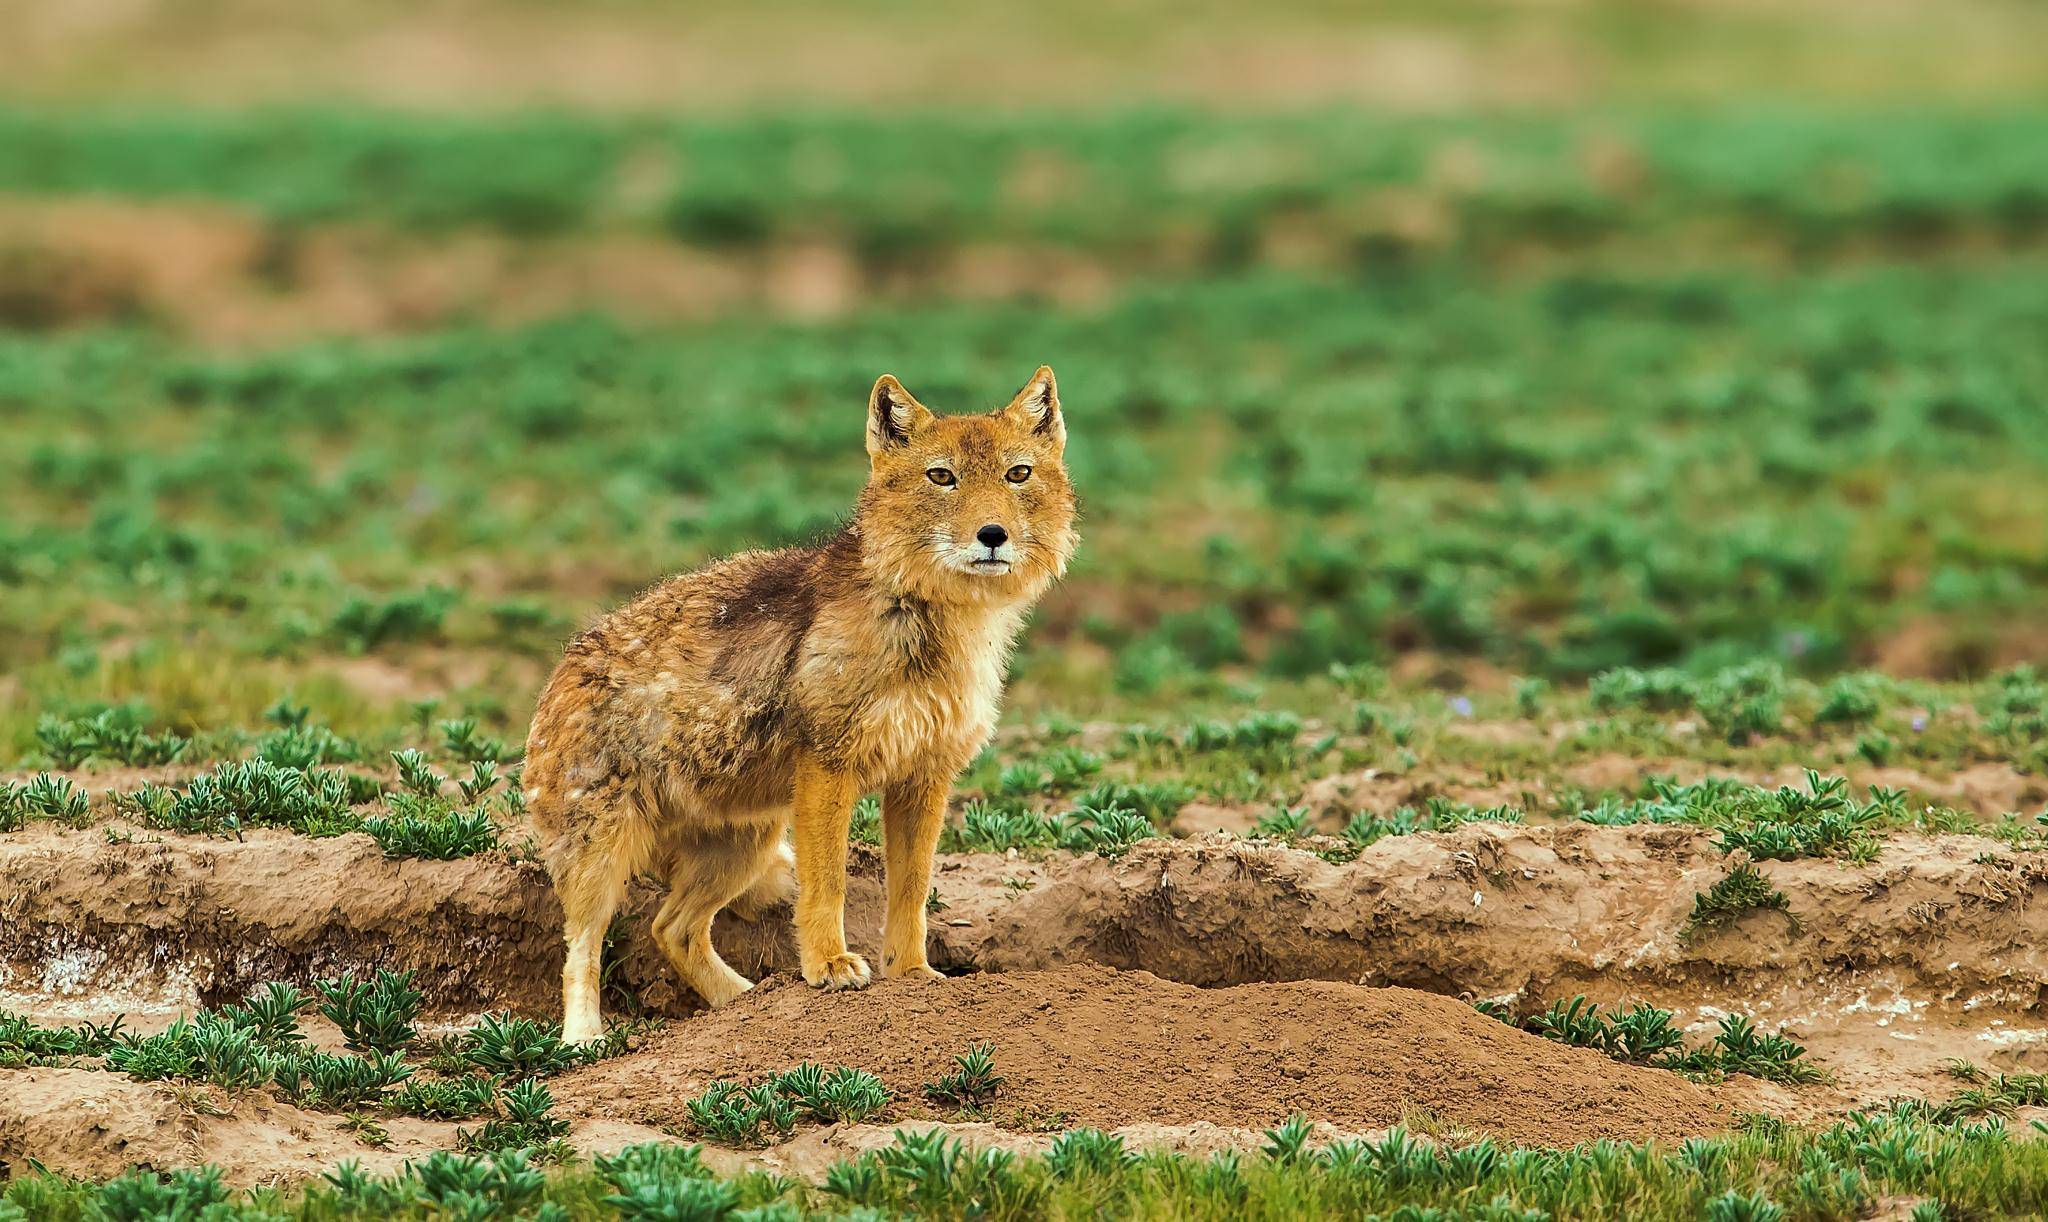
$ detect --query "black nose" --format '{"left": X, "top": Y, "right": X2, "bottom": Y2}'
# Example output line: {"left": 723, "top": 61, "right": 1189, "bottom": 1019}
{"left": 976, "top": 524, "right": 1009, "bottom": 549}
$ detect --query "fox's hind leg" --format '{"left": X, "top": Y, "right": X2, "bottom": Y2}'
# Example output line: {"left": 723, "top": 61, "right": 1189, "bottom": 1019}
{"left": 542, "top": 795, "right": 653, "bottom": 1045}
{"left": 650, "top": 819, "right": 782, "bottom": 1009}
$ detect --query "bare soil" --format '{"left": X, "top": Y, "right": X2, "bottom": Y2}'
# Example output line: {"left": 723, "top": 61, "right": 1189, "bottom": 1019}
{"left": 0, "top": 199, "right": 1121, "bottom": 343}
{"left": 0, "top": 1066, "right": 453, "bottom": 1185}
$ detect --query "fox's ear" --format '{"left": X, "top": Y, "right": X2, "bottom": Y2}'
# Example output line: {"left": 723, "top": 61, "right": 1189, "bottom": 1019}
{"left": 1002, "top": 365, "right": 1063, "bottom": 450}
{"left": 867, "top": 375, "right": 933, "bottom": 457}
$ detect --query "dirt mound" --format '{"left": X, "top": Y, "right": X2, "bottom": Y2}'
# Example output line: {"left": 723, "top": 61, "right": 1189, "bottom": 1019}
{"left": 554, "top": 965, "right": 1733, "bottom": 1147}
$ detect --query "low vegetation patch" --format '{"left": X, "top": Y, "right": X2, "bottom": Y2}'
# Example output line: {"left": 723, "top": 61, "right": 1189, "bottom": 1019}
{"left": 683, "top": 1065, "right": 894, "bottom": 1146}
{"left": 1478, "top": 997, "right": 1825, "bottom": 1086}
{"left": 9, "top": 1104, "right": 2046, "bottom": 1219}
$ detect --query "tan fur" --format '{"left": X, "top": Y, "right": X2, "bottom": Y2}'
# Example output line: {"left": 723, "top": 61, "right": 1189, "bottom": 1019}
{"left": 524, "top": 367, "right": 1077, "bottom": 1041}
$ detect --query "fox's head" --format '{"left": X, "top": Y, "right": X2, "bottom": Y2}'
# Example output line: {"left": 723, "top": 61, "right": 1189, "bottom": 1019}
{"left": 855, "top": 366, "right": 1079, "bottom": 606}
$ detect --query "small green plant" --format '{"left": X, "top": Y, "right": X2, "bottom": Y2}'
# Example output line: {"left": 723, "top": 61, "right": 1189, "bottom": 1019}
{"left": 1260, "top": 1114, "right": 1316, "bottom": 1163}
{"left": 274, "top": 1050, "right": 415, "bottom": 1108}
{"left": 82, "top": 1167, "right": 230, "bottom": 1220}
{"left": 35, "top": 709, "right": 188, "bottom": 768}
{"left": 408, "top": 1148, "right": 549, "bottom": 1213}
{"left": 340, "top": 1112, "right": 391, "bottom": 1146}
{"left": 1814, "top": 674, "right": 1887, "bottom": 725}
{"left": 1343, "top": 797, "right": 1522, "bottom": 847}
{"left": 686, "top": 1078, "right": 798, "bottom": 1146}
{"left": 942, "top": 800, "right": 1059, "bottom": 853}
{"left": 995, "top": 762, "right": 1051, "bottom": 798}
{"left": 1603, "top": 1003, "right": 1687, "bottom": 1063}
{"left": 387, "top": 1073, "right": 501, "bottom": 1120}
{"left": 190, "top": 1019, "right": 265, "bottom": 1090}
{"left": 329, "top": 585, "right": 457, "bottom": 652}
{"left": 439, "top": 717, "right": 511, "bottom": 764}
{"left": 1038, "top": 746, "right": 1104, "bottom": 791}
{"left": 777, "top": 1063, "right": 892, "bottom": 1124}
{"left": 1711, "top": 1014, "right": 1825, "bottom": 1084}
{"left": 255, "top": 722, "right": 360, "bottom": 769}
{"left": 459, "top": 1077, "right": 571, "bottom": 1155}
{"left": 922, "top": 1042, "right": 1004, "bottom": 1111}
{"left": 462, "top": 1011, "right": 580, "bottom": 1079}
{"left": 1073, "top": 780, "right": 1190, "bottom": 824}
{"left": 1475, "top": 993, "right": 1823, "bottom": 1085}
{"left": 1683, "top": 863, "right": 1796, "bottom": 940}
{"left": 315, "top": 969, "right": 423, "bottom": 1054}
{"left": 104, "top": 1017, "right": 200, "bottom": 1081}
{"left": 1343, "top": 807, "right": 1420, "bottom": 846}
{"left": 1251, "top": 805, "right": 1313, "bottom": 839}
{"left": 848, "top": 794, "right": 882, "bottom": 846}
{"left": 0, "top": 1009, "right": 122, "bottom": 1065}
{"left": 361, "top": 803, "right": 500, "bottom": 859}
{"left": 218, "top": 982, "right": 310, "bottom": 1048}
{"left": 1528, "top": 996, "right": 1607, "bottom": 1048}
{"left": 391, "top": 748, "right": 446, "bottom": 797}
{"left": 457, "top": 760, "right": 501, "bottom": 803}
{"left": 1575, "top": 772, "right": 1896, "bottom": 862}
{"left": 1054, "top": 802, "right": 1152, "bottom": 856}
{"left": 127, "top": 759, "right": 358, "bottom": 838}
{"left": 1046, "top": 1127, "right": 1136, "bottom": 1178}
{"left": 604, "top": 1168, "right": 738, "bottom": 1220}
{"left": 2, "top": 773, "right": 91, "bottom": 827}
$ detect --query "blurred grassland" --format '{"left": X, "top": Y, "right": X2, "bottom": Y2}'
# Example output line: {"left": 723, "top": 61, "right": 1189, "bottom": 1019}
{"left": 1, "top": 0, "right": 2045, "bottom": 749}
{"left": 6, "top": 258, "right": 2046, "bottom": 743}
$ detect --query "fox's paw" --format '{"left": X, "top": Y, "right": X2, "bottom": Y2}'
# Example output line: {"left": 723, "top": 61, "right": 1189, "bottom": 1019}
{"left": 803, "top": 952, "right": 873, "bottom": 991}
{"left": 697, "top": 970, "right": 755, "bottom": 1011}
{"left": 884, "top": 962, "right": 944, "bottom": 982}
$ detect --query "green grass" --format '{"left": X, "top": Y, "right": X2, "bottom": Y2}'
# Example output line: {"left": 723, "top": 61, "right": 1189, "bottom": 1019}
{"left": 6, "top": 255, "right": 2046, "bottom": 746}
{"left": 6, "top": 1106, "right": 2048, "bottom": 1219}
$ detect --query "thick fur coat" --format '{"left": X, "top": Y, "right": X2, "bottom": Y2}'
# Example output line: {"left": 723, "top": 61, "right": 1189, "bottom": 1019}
{"left": 524, "top": 367, "right": 1077, "bottom": 1040}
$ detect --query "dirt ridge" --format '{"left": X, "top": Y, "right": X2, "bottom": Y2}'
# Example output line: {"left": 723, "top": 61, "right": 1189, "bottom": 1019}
{"left": 1, "top": 823, "right": 2039, "bottom": 1027}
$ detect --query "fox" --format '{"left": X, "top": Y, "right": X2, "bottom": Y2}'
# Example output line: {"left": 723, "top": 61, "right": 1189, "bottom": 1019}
{"left": 522, "top": 366, "right": 1078, "bottom": 1042}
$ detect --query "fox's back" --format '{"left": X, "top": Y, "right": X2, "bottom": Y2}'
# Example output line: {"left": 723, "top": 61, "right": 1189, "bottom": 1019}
{"left": 524, "top": 539, "right": 839, "bottom": 825}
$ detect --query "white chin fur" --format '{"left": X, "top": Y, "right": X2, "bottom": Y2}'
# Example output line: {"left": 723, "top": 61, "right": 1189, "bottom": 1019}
{"left": 939, "top": 545, "right": 1017, "bottom": 576}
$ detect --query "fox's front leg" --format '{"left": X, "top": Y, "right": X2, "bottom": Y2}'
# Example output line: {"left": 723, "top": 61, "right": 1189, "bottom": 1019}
{"left": 881, "top": 773, "right": 949, "bottom": 980}
{"left": 790, "top": 754, "right": 872, "bottom": 990}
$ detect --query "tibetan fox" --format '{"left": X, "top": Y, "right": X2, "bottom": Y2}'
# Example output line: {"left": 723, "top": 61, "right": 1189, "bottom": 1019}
{"left": 524, "top": 367, "right": 1078, "bottom": 1041}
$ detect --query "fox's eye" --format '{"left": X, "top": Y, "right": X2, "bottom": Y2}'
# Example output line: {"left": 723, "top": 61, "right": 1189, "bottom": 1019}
{"left": 1005, "top": 465, "right": 1032, "bottom": 484}
{"left": 926, "top": 468, "right": 956, "bottom": 487}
